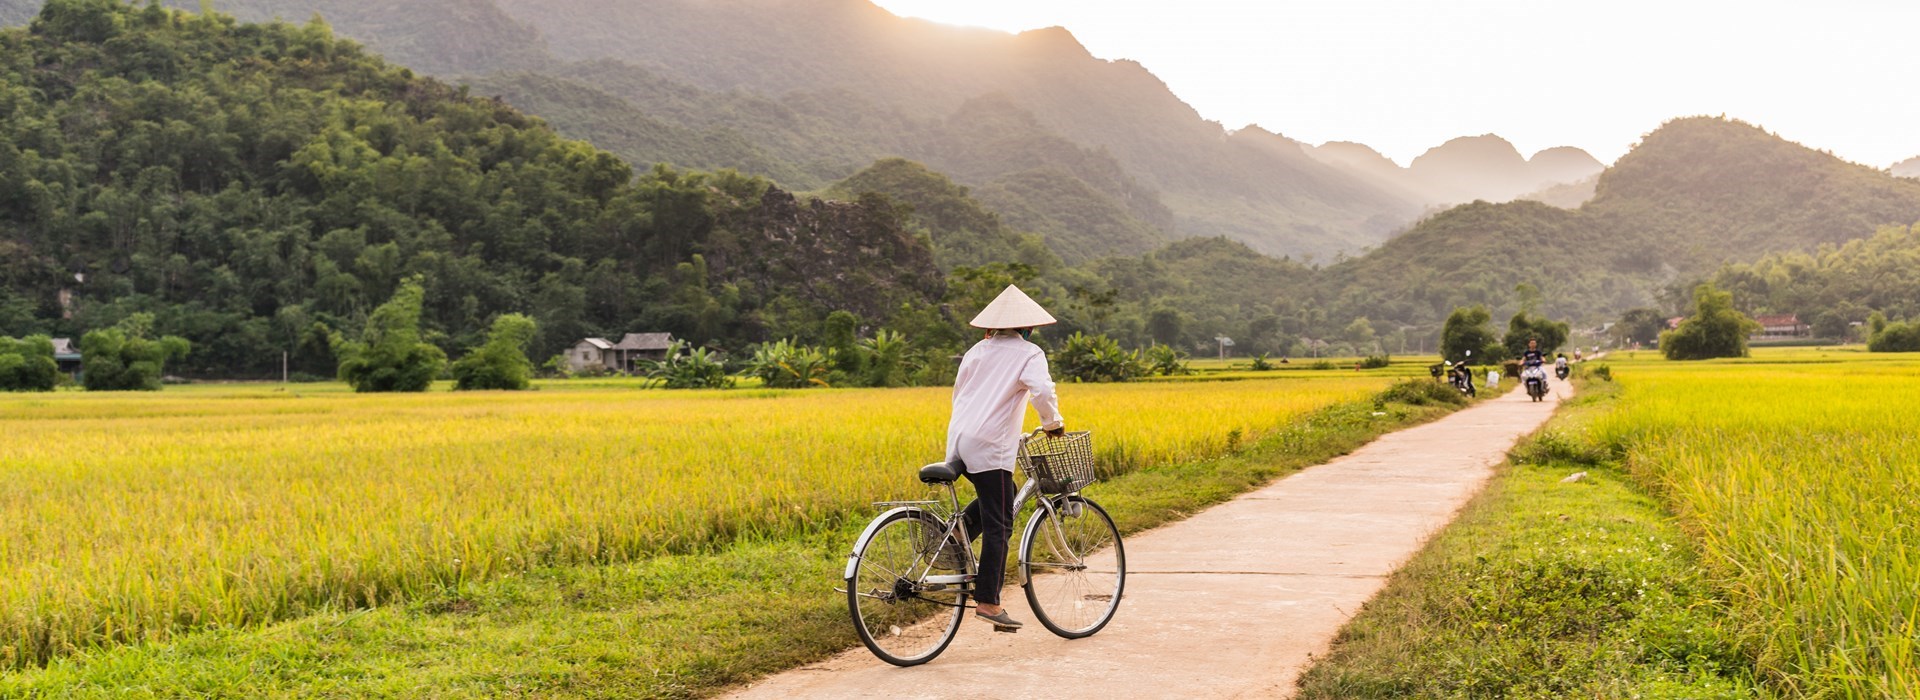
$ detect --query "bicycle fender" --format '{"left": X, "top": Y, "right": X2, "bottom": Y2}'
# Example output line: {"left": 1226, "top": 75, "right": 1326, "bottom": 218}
{"left": 844, "top": 506, "right": 926, "bottom": 580}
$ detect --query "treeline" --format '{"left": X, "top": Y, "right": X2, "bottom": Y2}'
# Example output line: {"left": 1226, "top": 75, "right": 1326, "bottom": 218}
{"left": 1708, "top": 223, "right": 1920, "bottom": 339}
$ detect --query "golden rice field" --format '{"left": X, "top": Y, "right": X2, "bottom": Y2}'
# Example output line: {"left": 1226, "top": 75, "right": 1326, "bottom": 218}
{"left": 1589, "top": 349, "right": 1920, "bottom": 697}
{"left": 0, "top": 373, "right": 1390, "bottom": 668}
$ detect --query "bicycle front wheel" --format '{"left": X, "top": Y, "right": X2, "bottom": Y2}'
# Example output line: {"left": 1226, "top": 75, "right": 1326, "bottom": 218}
{"left": 847, "top": 510, "right": 966, "bottom": 666}
{"left": 1020, "top": 495, "right": 1125, "bottom": 638}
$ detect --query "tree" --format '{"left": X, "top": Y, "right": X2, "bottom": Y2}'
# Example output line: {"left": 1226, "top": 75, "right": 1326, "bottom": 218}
{"left": 1867, "top": 314, "right": 1920, "bottom": 352}
{"left": 1440, "top": 306, "right": 1499, "bottom": 364}
{"left": 1660, "top": 283, "right": 1761, "bottom": 360}
{"left": 1146, "top": 307, "right": 1187, "bottom": 347}
{"left": 1503, "top": 311, "right": 1570, "bottom": 358}
{"left": 1614, "top": 308, "right": 1669, "bottom": 347}
{"left": 0, "top": 335, "right": 60, "bottom": 391}
{"left": 1342, "top": 317, "right": 1377, "bottom": 351}
{"left": 334, "top": 281, "right": 448, "bottom": 392}
{"left": 451, "top": 314, "right": 538, "bottom": 391}
{"left": 80, "top": 314, "right": 191, "bottom": 391}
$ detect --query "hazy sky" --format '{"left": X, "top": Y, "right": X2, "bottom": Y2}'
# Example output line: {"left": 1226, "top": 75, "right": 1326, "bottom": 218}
{"left": 869, "top": 0, "right": 1920, "bottom": 168}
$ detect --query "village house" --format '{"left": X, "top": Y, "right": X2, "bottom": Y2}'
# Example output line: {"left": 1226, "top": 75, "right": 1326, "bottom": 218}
{"left": 51, "top": 337, "right": 82, "bottom": 380}
{"left": 1751, "top": 314, "right": 1810, "bottom": 340}
{"left": 566, "top": 333, "right": 675, "bottom": 374}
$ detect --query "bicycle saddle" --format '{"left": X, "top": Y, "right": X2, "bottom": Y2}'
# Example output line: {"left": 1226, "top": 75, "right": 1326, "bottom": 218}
{"left": 919, "top": 459, "right": 963, "bottom": 484}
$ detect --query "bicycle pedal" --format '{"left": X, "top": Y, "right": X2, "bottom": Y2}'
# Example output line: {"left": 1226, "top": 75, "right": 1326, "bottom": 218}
{"left": 991, "top": 624, "right": 1019, "bottom": 634}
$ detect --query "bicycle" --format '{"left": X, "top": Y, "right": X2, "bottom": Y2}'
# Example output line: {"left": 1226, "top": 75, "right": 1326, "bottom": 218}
{"left": 842, "top": 429, "right": 1126, "bottom": 666}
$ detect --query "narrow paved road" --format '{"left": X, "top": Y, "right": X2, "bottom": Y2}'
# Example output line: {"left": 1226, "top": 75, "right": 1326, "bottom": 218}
{"left": 727, "top": 378, "right": 1568, "bottom": 699}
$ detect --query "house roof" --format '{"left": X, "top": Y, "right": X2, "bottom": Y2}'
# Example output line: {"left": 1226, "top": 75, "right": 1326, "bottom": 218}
{"left": 1753, "top": 314, "right": 1802, "bottom": 327}
{"left": 577, "top": 337, "right": 614, "bottom": 350}
{"left": 51, "top": 337, "right": 80, "bottom": 359}
{"left": 613, "top": 332, "right": 674, "bottom": 351}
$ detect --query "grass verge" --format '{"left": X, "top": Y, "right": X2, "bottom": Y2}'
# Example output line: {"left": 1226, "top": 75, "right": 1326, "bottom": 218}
{"left": 1294, "top": 379, "right": 1766, "bottom": 698}
{"left": 2, "top": 380, "right": 1472, "bottom": 698}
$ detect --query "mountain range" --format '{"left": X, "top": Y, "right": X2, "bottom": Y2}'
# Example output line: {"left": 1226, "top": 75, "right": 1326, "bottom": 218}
{"left": 0, "top": 0, "right": 1607, "bottom": 263}
{"left": 3, "top": 0, "right": 1919, "bottom": 373}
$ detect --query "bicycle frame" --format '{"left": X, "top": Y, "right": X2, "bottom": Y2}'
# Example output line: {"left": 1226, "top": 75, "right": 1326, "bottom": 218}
{"left": 842, "top": 473, "right": 1070, "bottom": 593}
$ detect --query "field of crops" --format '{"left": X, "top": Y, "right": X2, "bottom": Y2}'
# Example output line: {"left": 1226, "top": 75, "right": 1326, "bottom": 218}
{"left": 1588, "top": 349, "right": 1919, "bottom": 696}
{"left": 0, "top": 372, "right": 1393, "bottom": 669}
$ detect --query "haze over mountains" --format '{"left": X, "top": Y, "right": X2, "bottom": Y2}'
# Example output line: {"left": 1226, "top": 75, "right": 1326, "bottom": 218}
{"left": 1305, "top": 136, "right": 1604, "bottom": 210}
{"left": 0, "top": 0, "right": 1608, "bottom": 262}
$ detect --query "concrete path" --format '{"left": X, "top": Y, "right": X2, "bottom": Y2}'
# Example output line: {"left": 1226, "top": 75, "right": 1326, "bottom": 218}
{"left": 726, "top": 378, "right": 1568, "bottom": 699}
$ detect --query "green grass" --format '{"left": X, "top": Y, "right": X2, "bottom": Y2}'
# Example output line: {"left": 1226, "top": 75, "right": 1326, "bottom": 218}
{"left": 1, "top": 381, "right": 1471, "bottom": 697}
{"left": 1296, "top": 379, "right": 1767, "bottom": 699}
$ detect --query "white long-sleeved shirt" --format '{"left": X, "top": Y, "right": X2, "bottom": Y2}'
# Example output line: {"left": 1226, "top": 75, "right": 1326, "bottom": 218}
{"left": 945, "top": 334, "right": 1065, "bottom": 473}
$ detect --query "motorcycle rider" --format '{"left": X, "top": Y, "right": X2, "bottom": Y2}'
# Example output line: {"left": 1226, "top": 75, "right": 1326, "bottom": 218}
{"left": 1554, "top": 353, "right": 1570, "bottom": 379}
{"left": 1520, "top": 338, "right": 1548, "bottom": 398}
{"left": 1522, "top": 338, "right": 1546, "bottom": 370}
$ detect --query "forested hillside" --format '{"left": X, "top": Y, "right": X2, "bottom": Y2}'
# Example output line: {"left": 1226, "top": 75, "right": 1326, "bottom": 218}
{"left": 0, "top": 0, "right": 1435, "bottom": 259}
{"left": 0, "top": 0, "right": 946, "bottom": 376}
{"left": 1309, "top": 117, "right": 1920, "bottom": 331}
{"left": 1707, "top": 223, "right": 1920, "bottom": 334}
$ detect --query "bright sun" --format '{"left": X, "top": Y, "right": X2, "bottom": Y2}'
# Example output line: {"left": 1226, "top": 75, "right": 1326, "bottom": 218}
{"left": 868, "top": 0, "right": 1053, "bottom": 33}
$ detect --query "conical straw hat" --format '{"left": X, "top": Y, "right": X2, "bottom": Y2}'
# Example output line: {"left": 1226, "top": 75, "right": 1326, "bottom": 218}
{"left": 969, "top": 285, "right": 1057, "bottom": 329}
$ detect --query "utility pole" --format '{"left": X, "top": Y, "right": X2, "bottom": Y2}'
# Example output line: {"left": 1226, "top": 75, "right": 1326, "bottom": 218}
{"left": 282, "top": 351, "right": 288, "bottom": 383}
{"left": 1214, "top": 336, "right": 1234, "bottom": 360}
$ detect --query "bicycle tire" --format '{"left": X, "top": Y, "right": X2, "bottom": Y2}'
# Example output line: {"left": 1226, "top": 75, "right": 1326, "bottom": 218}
{"left": 1020, "top": 495, "right": 1125, "bottom": 638}
{"left": 847, "top": 509, "right": 966, "bottom": 666}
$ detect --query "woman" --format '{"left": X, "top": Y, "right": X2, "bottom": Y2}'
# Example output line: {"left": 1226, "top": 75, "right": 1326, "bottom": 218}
{"left": 946, "top": 285, "right": 1066, "bottom": 631}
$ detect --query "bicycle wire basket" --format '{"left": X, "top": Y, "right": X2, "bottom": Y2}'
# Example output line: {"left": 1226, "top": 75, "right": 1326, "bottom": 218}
{"left": 1018, "top": 430, "right": 1097, "bottom": 495}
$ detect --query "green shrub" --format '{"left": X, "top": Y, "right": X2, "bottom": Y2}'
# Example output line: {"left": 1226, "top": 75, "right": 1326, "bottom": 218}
{"left": 1055, "top": 332, "right": 1145, "bottom": 383}
{"left": 644, "top": 340, "right": 734, "bottom": 389}
{"left": 1586, "top": 364, "right": 1613, "bottom": 382}
{"left": 1310, "top": 360, "right": 1337, "bottom": 370}
{"left": 856, "top": 330, "right": 910, "bottom": 387}
{"left": 1501, "top": 359, "right": 1522, "bottom": 378}
{"left": 80, "top": 315, "right": 190, "bottom": 391}
{"left": 334, "top": 281, "right": 448, "bottom": 392}
{"left": 1145, "top": 344, "right": 1192, "bottom": 376}
{"left": 0, "top": 335, "right": 61, "bottom": 392}
{"left": 744, "top": 339, "right": 833, "bottom": 388}
{"left": 1358, "top": 354, "right": 1390, "bottom": 370}
{"left": 1250, "top": 353, "right": 1275, "bottom": 371}
{"left": 1378, "top": 378, "right": 1468, "bottom": 407}
{"left": 451, "top": 314, "right": 537, "bottom": 391}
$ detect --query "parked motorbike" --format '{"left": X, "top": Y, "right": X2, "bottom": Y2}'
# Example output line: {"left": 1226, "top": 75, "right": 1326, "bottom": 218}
{"left": 1446, "top": 362, "right": 1477, "bottom": 397}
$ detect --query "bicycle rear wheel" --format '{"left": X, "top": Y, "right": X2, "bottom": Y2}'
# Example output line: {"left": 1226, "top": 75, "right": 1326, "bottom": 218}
{"left": 847, "top": 510, "right": 966, "bottom": 666}
{"left": 1020, "top": 495, "right": 1125, "bottom": 638}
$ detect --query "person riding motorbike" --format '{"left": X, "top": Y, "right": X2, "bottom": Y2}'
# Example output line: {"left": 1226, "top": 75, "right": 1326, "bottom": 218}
{"left": 1554, "top": 353, "right": 1570, "bottom": 380}
{"left": 1520, "top": 338, "right": 1550, "bottom": 399}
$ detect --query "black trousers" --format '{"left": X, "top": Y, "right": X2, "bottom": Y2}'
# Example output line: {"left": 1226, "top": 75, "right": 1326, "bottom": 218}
{"left": 960, "top": 468, "right": 1016, "bottom": 605}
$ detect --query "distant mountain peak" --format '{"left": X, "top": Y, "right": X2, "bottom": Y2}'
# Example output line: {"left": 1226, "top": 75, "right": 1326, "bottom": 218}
{"left": 1012, "top": 25, "right": 1092, "bottom": 58}
{"left": 1893, "top": 156, "right": 1920, "bottom": 179}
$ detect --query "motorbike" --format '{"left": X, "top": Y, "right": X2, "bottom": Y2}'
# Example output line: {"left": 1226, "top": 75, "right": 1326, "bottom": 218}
{"left": 1554, "top": 363, "right": 1570, "bottom": 380}
{"left": 1522, "top": 365, "right": 1549, "bottom": 402}
{"left": 1446, "top": 363, "right": 1476, "bottom": 397}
